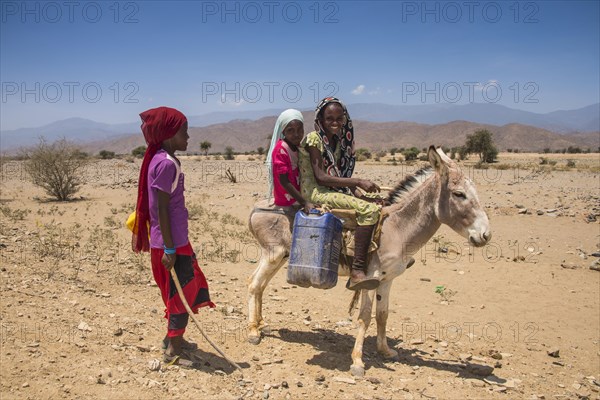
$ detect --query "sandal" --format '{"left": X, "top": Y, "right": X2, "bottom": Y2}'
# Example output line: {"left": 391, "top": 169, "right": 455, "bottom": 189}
{"left": 163, "top": 352, "right": 200, "bottom": 369}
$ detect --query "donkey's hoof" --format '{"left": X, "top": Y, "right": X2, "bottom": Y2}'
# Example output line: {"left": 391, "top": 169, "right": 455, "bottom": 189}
{"left": 248, "top": 335, "right": 261, "bottom": 345}
{"left": 260, "top": 325, "right": 272, "bottom": 335}
{"left": 350, "top": 365, "right": 365, "bottom": 377}
{"left": 379, "top": 348, "right": 399, "bottom": 360}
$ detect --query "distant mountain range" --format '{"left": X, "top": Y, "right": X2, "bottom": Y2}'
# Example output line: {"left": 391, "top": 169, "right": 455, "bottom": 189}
{"left": 1, "top": 103, "right": 598, "bottom": 153}
{"left": 76, "top": 113, "right": 599, "bottom": 155}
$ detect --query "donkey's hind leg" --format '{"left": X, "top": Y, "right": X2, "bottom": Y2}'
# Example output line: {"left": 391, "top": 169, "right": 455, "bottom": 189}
{"left": 375, "top": 280, "right": 398, "bottom": 359}
{"left": 247, "top": 244, "right": 287, "bottom": 345}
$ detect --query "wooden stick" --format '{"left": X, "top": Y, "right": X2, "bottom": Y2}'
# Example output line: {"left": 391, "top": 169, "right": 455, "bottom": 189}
{"left": 169, "top": 268, "right": 244, "bottom": 376}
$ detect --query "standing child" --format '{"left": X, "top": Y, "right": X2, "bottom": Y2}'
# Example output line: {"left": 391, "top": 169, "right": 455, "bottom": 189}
{"left": 132, "top": 106, "right": 214, "bottom": 366}
{"left": 266, "top": 109, "right": 314, "bottom": 213}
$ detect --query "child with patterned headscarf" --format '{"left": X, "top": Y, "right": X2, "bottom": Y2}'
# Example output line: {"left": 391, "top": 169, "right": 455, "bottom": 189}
{"left": 298, "top": 98, "right": 381, "bottom": 291}
{"left": 133, "top": 106, "right": 214, "bottom": 366}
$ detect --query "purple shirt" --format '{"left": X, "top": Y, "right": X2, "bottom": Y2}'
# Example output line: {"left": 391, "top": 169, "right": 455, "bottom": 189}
{"left": 148, "top": 149, "right": 189, "bottom": 249}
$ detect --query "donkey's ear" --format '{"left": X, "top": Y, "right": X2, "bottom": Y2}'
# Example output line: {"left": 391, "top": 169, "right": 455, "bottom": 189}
{"left": 428, "top": 146, "right": 448, "bottom": 178}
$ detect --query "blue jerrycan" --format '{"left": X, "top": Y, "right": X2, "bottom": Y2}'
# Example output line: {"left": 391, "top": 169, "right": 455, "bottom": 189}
{"left": 287, "top": 210, "right": 343, "bottom": 289}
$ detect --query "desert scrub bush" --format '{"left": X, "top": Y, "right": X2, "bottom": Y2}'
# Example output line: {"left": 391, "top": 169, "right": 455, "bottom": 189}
{"left": 32, "top": 220, "right": 82, "bottom": 280}
{"left": 86, "top": 225, "right": 117, "bottom": 274}
{"left": 220, "top": 213, "right": 243, "bottom": 225}
{"left": 23, "top": 138, "right": 89, "bottom": 201}
{"left": 402, "top": 147, "right": 420, "bottom": 162}
{"left": 0, "top": 205, "right": 30, "bottom": 221}
{"left": 98, "top": 150, "right": 116, "bottom": 159}
{"left": 187, "top": 202, "right": 206, "bottom": 220}
{"left": 493, "top": 163, "right": 512, "bottom": 170}
{"left": 566, "top": 160, "right": 576, "bottom": 168}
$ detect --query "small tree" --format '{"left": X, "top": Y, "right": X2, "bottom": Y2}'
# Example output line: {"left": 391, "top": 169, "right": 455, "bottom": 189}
{"left": 402, "top": 147, "right": 420, "bottom": 161}
{"left": 98, "top": 150, "right": 116, "bottom": 159}
{"left": 224, "top": 146, "right": 235, "bottom": 160}
{"left": 24, "top": 138, "right": 89, "bottom": 201}
{"left": 465, "top": 129, "right": 498, "bottom": 163}
{"left": 131, "top": 145, "right": 147, "bottom": 158}
{"left": 257, "top": 147, "right": 265, "bottom": 156}
{"left": 200, "top": 141, "right": 212, "bottom": 156}
{"left": 356, "top": 148, "right": 372, "bottom": 159}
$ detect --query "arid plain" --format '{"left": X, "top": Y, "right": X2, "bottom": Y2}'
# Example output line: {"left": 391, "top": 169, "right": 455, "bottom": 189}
{"left": 1, "top": 152, "right": 599, "bottom": 400}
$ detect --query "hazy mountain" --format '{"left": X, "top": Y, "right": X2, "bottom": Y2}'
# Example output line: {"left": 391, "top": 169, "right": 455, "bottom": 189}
{"left": 77, "top": 115, "right": 599, "bottom": 156}
{"left": 348, "top": 103, "right": 600, "bottom": 133}
{"left": 1, "top": 103, "right": 598, "bottom": 152}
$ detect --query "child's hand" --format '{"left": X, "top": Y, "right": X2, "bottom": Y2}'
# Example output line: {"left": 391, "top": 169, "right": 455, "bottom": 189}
{"left": 162, "top": 253, "right": 176, "bottom": 270}
{"left": 303, "top": 202, "right": 316, "bottom": 214}
{"left": 357, "top": 179, "right": 380, "bottom": 193}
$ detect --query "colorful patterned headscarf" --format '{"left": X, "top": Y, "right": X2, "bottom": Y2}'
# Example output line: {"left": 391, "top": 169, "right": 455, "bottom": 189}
{"left": 133, "top": 106, "right": 187, "bottom": 252}
{"left": 314, "top": 97, "right": 355, "bottom": 195}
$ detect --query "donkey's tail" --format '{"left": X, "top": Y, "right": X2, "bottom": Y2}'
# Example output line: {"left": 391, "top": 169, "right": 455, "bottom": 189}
{"left": 348, "top": 291, "right": 360, "bottom": 315}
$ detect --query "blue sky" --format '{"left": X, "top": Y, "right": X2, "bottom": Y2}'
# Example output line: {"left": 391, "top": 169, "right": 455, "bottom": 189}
{"left": 1, "top": 0, "right": 599, "bottom": 130}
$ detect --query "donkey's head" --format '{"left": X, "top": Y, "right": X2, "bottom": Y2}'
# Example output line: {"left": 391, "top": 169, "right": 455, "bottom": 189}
{"left": 428, "top": 146, "right": 491, "bottom": 247}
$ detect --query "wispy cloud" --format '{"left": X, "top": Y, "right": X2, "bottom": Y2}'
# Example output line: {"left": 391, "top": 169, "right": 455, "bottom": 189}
{"left": 351, "top": 84, "right": 365, "bottom": 95}
{"left": 219, "top": 94, "right": 245, "bottom": 107}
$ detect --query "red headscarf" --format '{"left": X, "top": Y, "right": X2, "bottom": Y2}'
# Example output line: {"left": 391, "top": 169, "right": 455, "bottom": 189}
{"left": 133, "top": 106, "right": 187, "bottom": 252}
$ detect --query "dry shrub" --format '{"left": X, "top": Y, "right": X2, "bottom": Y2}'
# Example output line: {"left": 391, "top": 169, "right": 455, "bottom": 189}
{"left": 23, "top": 138, "right": 89, "bottom": 201}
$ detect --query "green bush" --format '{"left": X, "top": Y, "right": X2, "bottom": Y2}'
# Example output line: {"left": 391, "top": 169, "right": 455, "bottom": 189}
{"left": 98, "top": 150, "right": 116, "bottom": 159}
{"left": 131, "top": 145, "right": 147, "bottom": 158}
{"left": 402, "top": 147, "right": 420, "bottom": 161}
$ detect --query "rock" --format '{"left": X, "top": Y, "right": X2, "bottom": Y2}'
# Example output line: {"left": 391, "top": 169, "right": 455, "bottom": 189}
{"left": 263, "top": 390, "right": 269, "bottom": 400}
{"left": 22, "top": 382, "right": 29, "bottom": 388}
{"left": 113, "top": 328, "right": 123, "bottom": 336}
{"left": 148, "top": 359, "right": 161, "bottom": 371}
{"left": 591, "top": 252, "right": 600, "bottom": 258}
{"left": 484, "top": 375, "right": 506, "bottom": 385}
{"left": 547, "top": 348, "right": 560, "bottom": 358}
{"left": 537, "top": 210, "right": 544, "bottom": 215}
{"left": 315, "top": 374, "right": 325, "bottom": 382}
{"left": 296, "top": 381, "right": 303, "bottom": 387}
{"left": 589, "top": 260, "right": 600, "bottom": 271}
{"left": 333, "top": 376, "right": 356, "bottom": 384}
{"left": 420, "top": 278, "right": 431, "bottom": 282}
{"left": 518, "top": 208, "right": 528, "bottom": 214}
{"left": 467, "top": 363, "right": 494, "bottom": 376}
{"left": 560, "top": 262, "right": 578, "bottom": 269}
{"left": 281, "top": 381, "right": 289, "bottom": 389}
{"left": 77, "top": 322, "right": 92, "bottom": 332}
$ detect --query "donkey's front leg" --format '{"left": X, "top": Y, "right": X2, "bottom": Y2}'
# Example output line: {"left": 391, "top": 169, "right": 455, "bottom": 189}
{"left": 350, "top": 289, "right": 376, "bottom": 377}
{"left": 247, "top": 245, "right": 287, "bottom": 345}
{"left": 375, "top": 280, "right": 398, "bottom": 359}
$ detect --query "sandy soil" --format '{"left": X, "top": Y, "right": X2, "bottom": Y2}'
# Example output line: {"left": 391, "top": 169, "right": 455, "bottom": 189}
{"left": 1, "top": 153, "right": 599, "bottom": 400}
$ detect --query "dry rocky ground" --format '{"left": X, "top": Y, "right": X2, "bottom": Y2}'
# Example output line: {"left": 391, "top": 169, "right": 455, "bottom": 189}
{"left": 0, "top": 153, "right": 599, "bottom": 400}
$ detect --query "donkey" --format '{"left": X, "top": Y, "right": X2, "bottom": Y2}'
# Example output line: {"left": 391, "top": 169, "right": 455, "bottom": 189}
{"left": 247, "top": 146, "right": 491, "bottom": 376}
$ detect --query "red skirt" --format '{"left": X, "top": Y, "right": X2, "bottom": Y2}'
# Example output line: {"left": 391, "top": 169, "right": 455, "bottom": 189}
{"left": 151, "top": 243, "right": 215, "bottom": 336}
